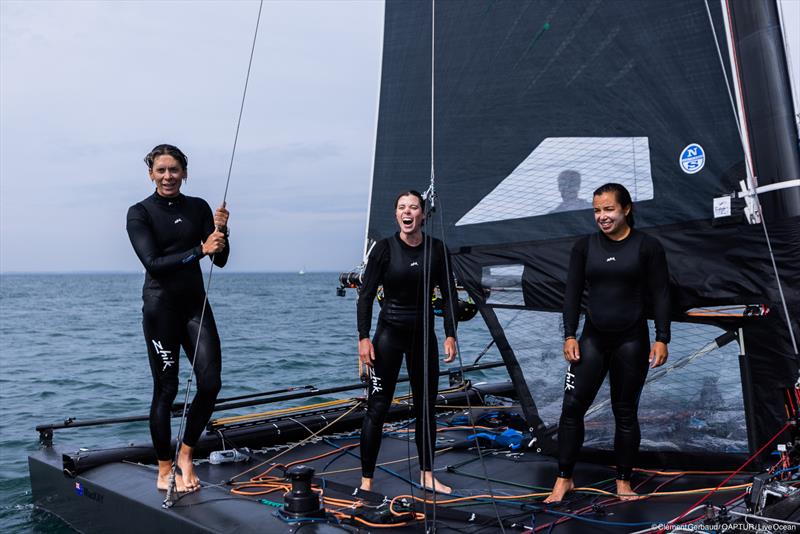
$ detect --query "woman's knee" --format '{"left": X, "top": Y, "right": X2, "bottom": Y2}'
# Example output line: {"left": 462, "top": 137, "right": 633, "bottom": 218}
{"left": 196, "top": 375, "right": 222, "bottom": 398}
{"left": 611, "top": 400, "right": 639, "bottom": 427}
{"left": 156, "top": 380, "right": 179, "bottom": 404}
{"left": 366, "top": 395, "right": 391, "bottom": 421}
{"left": 561, "top": 394, "right": 591, "bottom": 421}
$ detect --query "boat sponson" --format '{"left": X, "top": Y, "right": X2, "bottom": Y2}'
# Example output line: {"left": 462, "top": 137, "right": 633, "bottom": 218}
{"left": 60, "top": 381, "right": 516, "bottom": 477}
{"left": 29, "top": 447, "right": 288, "bottom": 534}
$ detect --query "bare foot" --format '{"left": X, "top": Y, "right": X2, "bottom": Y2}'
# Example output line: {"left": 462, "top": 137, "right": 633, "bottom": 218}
{"left": 177, "top": 445, "right": 201, "bottom": 492}
{"left": 616, "top": 479, "right": 644, "bottom": 501}
{"left": 360, "top": 477, "right": 373, "bottom": 492}
{"left": 544, "top": 477, "right": 574, "bottom": 503}
{"left": 156, "top": 460, "right": 192, "bottom": 492}
{"left": 420, "top": 471, "right": 452, "bottom": 494}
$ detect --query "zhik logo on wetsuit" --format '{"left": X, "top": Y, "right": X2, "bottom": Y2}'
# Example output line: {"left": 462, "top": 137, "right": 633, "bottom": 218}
{"left": 174, "top": 218, "right": 183, "bottom": 224}
{"left": 410, "top": 261, "right": 419, "bottom": 267}
{"left": 606, "top": 257, "right": 616, "bottom": 262}
{"left": 370, "top": 375, "right": 383, "bottom": 395}
{"left": 151, "top": 340, "right": 174, "bottom": 371}
{"left": 564, "top": 368, "right": 576, "bottom": 391}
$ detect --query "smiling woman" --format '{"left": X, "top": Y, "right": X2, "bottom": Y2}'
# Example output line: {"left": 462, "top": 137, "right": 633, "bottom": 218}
{"left": 145, "top": 145, "right": 188, "bottom": 198}
{"left": 546, "top": 182, "right": 671, "bottom": 503}
{"left": 126, "top": 143, "right": 231, "bottom": 495}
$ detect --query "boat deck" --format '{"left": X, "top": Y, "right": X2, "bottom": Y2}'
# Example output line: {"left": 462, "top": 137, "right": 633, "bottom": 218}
{"left": 29, "top": 415, "right": 770, "bottom": 533}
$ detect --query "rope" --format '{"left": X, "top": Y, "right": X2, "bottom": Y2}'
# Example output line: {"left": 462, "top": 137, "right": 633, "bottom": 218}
{"left": 703, "top": 0, "right": 799, "bottom": 357}
{"left": 228, "top": 399, "right": 364, "bottom": 483}
{"left": 417, "top": 0, "right": 506, "bottom": 527}
{"left": 420, "top": 2, "right": 436, "bottom": 530}
{"left": 163, "top": 0, "right": 264, "bottom": 507}
{"left": 655, "top": 421, "right": 791, "bottom": 533}
{"left": 437, "top": 195, "right": 507, "bottom": 533}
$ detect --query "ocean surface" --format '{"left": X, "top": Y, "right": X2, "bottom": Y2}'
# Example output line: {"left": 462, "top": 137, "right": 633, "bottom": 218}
{"left": 0, "top": 272, "right": 745, "bottom": 532}
{"left": 0, "top": 272, "right": 509, "bottom": 533}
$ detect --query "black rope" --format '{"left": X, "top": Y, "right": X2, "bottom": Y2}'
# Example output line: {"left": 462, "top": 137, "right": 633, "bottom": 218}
{"left": 163, "top": 0, "right": 264, "bottom": 507}
{"left": 435, "top": 195, "right": 507, "bottom": 533}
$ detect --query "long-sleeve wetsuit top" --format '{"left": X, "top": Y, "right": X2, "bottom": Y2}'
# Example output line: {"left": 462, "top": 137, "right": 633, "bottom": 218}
{"left": 563, "top": 229, "right": 670, "bottom": 343}
{"left": 357, "top": 233, "right": 456, "bottom": 340}
{"left": 127, "top": 192, "right": 229, "bottom": 297}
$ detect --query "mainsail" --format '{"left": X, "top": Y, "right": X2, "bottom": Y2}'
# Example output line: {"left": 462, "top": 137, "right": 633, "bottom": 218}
{"left": 367, "top": 0, "right": 800, "bottom": 463}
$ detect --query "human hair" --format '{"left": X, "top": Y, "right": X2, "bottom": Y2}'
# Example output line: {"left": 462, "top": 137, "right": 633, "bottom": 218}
{"left": 394, "top": 190, "right": 426, "bottom": 210}
{"left": 144, "top": 144, "right": 188, "bottom": 171}
{"left": 593, "top": 182, "right": 635, "bottom": 228}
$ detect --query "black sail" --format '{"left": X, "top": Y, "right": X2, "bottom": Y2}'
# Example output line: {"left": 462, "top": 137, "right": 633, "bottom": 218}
{"left": 368, "top": 0, "right": 800, "bottom": 462}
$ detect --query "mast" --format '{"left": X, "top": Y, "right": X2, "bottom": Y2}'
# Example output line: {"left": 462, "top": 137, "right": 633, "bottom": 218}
{"left": 723, "top": 0, "right": 800, "bottom": 459}
{"left": 726, "top": 0, "right": 800, "bottom": 221}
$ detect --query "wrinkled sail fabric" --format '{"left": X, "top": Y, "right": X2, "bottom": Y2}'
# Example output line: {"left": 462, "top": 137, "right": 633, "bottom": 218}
{"left": 369, "top": 0, "right": 799, "bottom": 460}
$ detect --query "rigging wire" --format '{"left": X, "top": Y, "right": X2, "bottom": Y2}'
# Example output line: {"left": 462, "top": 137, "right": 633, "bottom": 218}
{"left": 703, "top": 0, "right": 799, "bottom": 358}
{"left": 420, "top": 1, "right": 436, "bottom": 530}
{"left": 163, "top": 0, "right": 264, "bottom": 507}
{"left": 436, "top": 195, "right": 508, "bottom": 533}
{"left": 417, "top": 0, "right": 507, "bottom": 530}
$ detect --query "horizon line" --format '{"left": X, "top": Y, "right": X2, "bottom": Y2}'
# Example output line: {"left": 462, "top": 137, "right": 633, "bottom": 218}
{"left": 0, "top": 270, "right": 344, "bottom": 275}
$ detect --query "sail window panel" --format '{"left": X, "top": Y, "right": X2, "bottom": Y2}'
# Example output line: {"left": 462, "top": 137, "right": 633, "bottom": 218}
{"left": 456, "top": 137, "right": 653, "bottom": 226}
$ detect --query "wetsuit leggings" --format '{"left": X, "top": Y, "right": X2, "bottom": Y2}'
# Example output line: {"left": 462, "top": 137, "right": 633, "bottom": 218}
{"left": 557, "top": 320, "right": 650, "bottom": 480}
{"left": 142, "top": 294, "right": 222, "bottom": 461}
{"left": 361, "top": 323, "right": 439, "bottom": 478}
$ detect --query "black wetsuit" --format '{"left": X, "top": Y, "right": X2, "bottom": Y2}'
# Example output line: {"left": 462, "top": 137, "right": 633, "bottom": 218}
{"left": 127, "top": 191, "right": 229, "bottom": 461}
{"left": 559, "top": 229, "right": 670, "bottom": 480}
{"left": 357, "top": 233, "right": 456, "bottom": 478}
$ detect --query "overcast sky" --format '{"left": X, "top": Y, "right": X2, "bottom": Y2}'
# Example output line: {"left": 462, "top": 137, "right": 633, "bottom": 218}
{"left": 1, "top": 1, "right": 798, "bottom": 273}
{"left": 1, "top": 0, "right": 384, "bottom": 273}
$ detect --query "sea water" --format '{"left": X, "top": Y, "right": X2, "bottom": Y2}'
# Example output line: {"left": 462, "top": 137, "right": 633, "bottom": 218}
{"left": 0, "top": 272, "right": 507, "bottom": 532}
{"left": 0, "top": 272, "right": 745, "bottom": 532}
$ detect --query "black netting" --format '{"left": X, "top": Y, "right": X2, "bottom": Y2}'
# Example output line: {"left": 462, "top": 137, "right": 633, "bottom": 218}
{"left": 491, "top": 308, "right": 747, "bottom": 454}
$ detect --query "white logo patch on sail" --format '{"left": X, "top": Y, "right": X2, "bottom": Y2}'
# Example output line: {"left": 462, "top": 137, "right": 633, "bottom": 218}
{"left": 456, "top": 137, "right": 654, "bottom": 226}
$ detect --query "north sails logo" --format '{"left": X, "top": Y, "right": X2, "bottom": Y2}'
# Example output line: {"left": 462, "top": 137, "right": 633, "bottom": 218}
{"left": 174, "top": 218, "right": 183, "bottom": 224}
{"left": 606, "top": 257, "right": 616, "bottom": 262}
{"left": 151, "top": 340, "right": 174, "bottom": 371}
{"left": 370, "top": 374, "right": 383, "bottom": 395}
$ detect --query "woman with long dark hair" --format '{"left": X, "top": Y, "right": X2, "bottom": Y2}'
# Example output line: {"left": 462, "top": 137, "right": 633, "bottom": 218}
{"left": 357, "top": 190, "right": 457, "bottom": 494}
{"left": 127, "top": 144, "right": 230, "bottom": 493}
{"left": 546, "top": 182, "right": 670, "bottom": 502}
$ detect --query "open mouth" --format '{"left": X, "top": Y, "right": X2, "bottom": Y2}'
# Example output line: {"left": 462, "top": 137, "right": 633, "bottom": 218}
{"left": 402, "top": 218, "right": 413, "bottom": 225}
